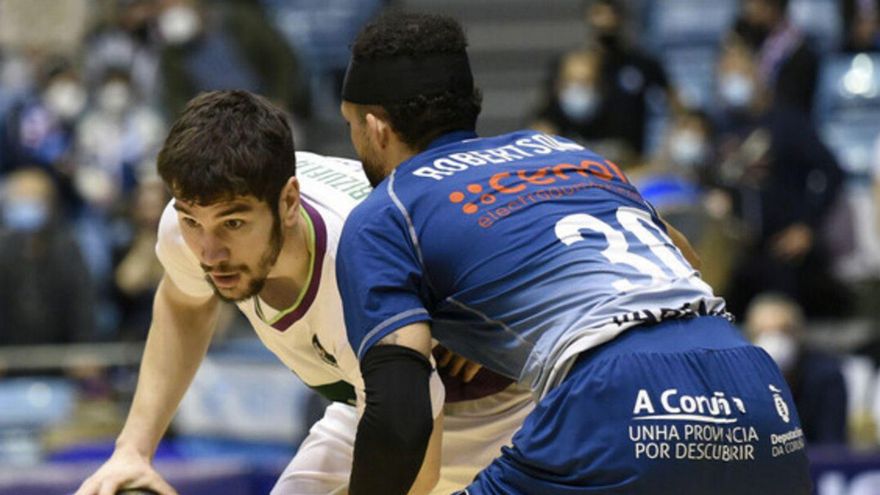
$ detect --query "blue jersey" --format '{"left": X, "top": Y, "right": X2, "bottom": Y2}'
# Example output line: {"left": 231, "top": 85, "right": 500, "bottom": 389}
{"left": 337, "top": 130, "right": 726, "bottom": 395}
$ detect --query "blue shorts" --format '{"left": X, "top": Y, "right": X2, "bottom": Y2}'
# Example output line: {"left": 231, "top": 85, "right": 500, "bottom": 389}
{"left": 461, "top": 316, "right": 812, "bottom": 495}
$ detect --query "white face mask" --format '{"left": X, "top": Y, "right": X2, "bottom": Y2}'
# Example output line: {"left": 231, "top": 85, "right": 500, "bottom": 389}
{"left": 43, "top": 79, "right": 86, "bottom": 120}
{"left": 719, "top": 73, "right": 755, "bottom": 109}
{"left": 158, "top": 5, "right": 201, "bottom": 46}
{"left": 98, "top": 81, "right": 132, "bottom": 114}
{"left": 2, "top": 198, "right": 49, "bottom": 232}
{"left": 754, "top": 331, "right": 799, "bottom": 372}
{"left": 669, "top": 130, "right": 708, "bottom": 168}
{"left": 559, "top": 83, "right": 600, "bottom": 123}
{"left": 74, "top": 166, "right": 116, "bottom": 207}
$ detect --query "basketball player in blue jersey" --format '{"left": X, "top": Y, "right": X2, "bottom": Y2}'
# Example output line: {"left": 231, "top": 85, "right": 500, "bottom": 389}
{"left": 73, "top": 91, "right": 535, "bottom": 495}
{"left": 336, "top": 12, "right": 813, "bottom": 495}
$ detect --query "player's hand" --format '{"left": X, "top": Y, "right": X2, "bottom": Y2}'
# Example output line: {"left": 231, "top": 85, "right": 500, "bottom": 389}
{"left": 74, "top": 447, "right": 178, "bottom": 495}
{"left": 436, "top": 347, "right": 482, "bottom": 383}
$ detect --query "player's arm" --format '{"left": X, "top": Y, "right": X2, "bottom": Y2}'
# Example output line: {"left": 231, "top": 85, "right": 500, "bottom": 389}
{"left": 350, "top": 322, "right": 441, "bottom": 495}
{"left": 75, "top": 275, "right": 220, "bottom": 495}
{"left": 662, "top": 218, "right": 702, "bottom": 270}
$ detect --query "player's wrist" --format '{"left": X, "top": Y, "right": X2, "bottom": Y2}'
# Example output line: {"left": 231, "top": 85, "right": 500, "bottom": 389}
{"left": 113, "top": 437, "right": 155, "bottom": 461}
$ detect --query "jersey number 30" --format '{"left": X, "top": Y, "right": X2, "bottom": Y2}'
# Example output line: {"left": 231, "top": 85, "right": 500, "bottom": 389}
{"left": 555, "top": 206, "right": 711, "bottom": 293}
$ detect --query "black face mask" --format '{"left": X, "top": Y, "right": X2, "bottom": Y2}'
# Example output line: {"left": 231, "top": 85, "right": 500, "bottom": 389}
{"left": 129, "top": 22, "right": 152, "bottom": 43}
{"left": 596, "top": 31, "right": 622, "bottom": 51}
{"left": 738, "top": 20, "right": 771, "bottom": 49}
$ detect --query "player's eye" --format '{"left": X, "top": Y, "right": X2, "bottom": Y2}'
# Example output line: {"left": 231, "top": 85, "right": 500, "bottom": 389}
{"left": 224, "top": 219, "right": 244, "bottom": 230}
{"left": 181, "top": 217, "right": 199, "bottom": 228}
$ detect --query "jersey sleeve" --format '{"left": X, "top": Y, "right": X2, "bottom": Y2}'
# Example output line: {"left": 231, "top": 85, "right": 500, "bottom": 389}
{"left": 336, "top": 199, "right": 431, "bottom": 361}
{"left": 154, "top": 201, "right": 215, "bottom": 300}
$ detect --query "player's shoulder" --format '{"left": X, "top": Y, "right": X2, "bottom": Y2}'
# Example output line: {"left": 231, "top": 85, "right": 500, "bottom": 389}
{"left": 346, "top": 182, "right": 395, "bottom": 225}
{"left": 157, "top": 199, "right": 182, "bottom": 246}
{"left": 338, "top": 182, "right": 403, "bottom": 248}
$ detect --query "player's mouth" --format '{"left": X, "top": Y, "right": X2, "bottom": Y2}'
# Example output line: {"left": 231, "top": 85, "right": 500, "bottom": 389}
{"left": 210, "top": 272, "right": 241, "bottom": 288}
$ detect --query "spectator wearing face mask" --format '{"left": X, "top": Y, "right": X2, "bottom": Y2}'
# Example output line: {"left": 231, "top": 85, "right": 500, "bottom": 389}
{"left": 533, "top": 0, "right": 680, "bottom": 165}
{"left": 83, "top": 0, "right": 164, "bottom": 104}
{"left": 629, "top": 110, "right": 741, "bottom": 293}
{"left": 631, "top": 110, "right": 713, "bottom": 228}
{"left": 531, "top": 50, "right": 629, "bottom": 161}
{"left": 745, "top": 293, "right": 848, "bottom": 445}
{"left": 656, "top": 110, "right": 715, "bottom": 177}
{"left": 713, "top": 35, "right": 848, "bottom": 319}
{"left": 631, "top": 109, "right": 713, "bottom": 230}
{"left": 734, "top": 0, "right": 820, "bottom": 115}
{"left": 0, "top": 167, "right": 97, "bottom": 347}
{"left": 70, "top": 66, "right": 166, "bottom": 336}
{"left": 75, "top": 66, "right": 165, "bottom": 207}
{"left": 0, "top": 59, "right": 86, "bottom": 176}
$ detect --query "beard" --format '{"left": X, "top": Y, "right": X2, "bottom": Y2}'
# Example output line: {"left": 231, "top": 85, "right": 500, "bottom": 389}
{"left": 357, "top": 141, "right": 390, "bottom": 188}
{"left": 202, "top": 215, "right": 284, "bottom": 303}
{"left": 362, "top": 159, "right": 387, "bottom": 188}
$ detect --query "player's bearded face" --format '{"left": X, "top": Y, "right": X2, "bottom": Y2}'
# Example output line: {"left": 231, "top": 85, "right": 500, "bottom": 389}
{"left": 341, "top": 101, "right": 390, "bottom": 187}
{"left": 358, "top": 139, "right": 388, "bottom": 187}
{"left": 176, "top": 196, "right": 284, "bottom": 303}
{"left": 201, "top": 214, "right": 283, "bottom": 303}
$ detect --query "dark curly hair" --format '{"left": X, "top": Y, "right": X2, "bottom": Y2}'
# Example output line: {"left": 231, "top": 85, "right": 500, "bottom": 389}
{"left": 350, "top": 12, "right": 482, "bottom": 151}
{"left": 157, "top": 90, "right": 296, "bottom": 209}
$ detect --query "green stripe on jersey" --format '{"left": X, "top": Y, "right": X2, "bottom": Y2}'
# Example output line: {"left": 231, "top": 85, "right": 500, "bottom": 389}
{"left": 309, "top": 380, "right": 357, "bottom": 405}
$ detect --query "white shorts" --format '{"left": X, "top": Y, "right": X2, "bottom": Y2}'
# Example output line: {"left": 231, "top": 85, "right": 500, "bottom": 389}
{"left": 271, "top": 386, "right": 534, "bottom": 494}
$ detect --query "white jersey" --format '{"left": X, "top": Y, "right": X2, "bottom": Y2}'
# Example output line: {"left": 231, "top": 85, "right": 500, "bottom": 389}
{"left": 156, "top": 152, "right": 533, "bottom": 494}
{"left": 156, "top": 152, "right": 372, "bottom": 405}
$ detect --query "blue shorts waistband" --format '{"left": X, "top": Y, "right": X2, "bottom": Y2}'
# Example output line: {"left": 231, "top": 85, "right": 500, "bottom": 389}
{"left": 575, "top": 315, "right": 749, "bottom": 367}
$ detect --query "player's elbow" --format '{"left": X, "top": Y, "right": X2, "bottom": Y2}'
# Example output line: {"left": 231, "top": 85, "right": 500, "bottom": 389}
{"left": 408, "top": 461, "right": 440, "bottom": 495}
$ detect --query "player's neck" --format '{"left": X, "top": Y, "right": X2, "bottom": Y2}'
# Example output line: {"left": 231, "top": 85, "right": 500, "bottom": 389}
{"left": 385, "top": 138, "right": 418, "bottom": 171}
{"left": 259, "top": 207, "right": 313, "bottom": 310}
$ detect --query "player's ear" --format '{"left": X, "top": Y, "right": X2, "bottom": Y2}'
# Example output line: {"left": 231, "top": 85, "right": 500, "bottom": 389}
{"left": 365, "top": 111, "right": 392, "bottom": 149}
{"left": 279, "top": 176, "right": 301, "bottom": 228}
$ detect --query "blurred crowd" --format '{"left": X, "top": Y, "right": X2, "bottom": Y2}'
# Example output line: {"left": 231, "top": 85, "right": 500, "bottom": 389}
{"left": 0, "top": 0, "right": 314, "bottom": 349}
{"left": 530, "top": 0, "right": 880, "bottom": 448}
{"left": 0, "top": 0, "right": 879, "bottom": 468}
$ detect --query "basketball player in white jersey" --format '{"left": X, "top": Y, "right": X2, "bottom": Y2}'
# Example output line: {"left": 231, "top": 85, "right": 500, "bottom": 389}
{"left": 74, "top": 90, "right": 531, "bottom": 495}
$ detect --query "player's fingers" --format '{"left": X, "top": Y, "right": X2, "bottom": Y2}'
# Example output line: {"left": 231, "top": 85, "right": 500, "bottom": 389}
{"left": 462, "top": 361, "right": 482, "bottom": 383}
{"left": 437, "top": 348, "right": 452, "bottom": 367}
{"left": 120, "top": 472, "right": 176, "bottom": 495}
{"left": 97, "top": 478, "right": 122, "bottom": 495}
{"left": 73, "top": 477, "right": 98, "bottom": 495}
{"left": 448, "top": 355, "right": 467, "bottom": 377}
{"left": 150, "top": 475, "right": 179, "bottom": 495}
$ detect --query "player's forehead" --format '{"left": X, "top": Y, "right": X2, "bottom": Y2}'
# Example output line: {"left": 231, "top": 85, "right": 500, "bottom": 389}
{"left": 340, "top": 101, "right": 367, "bottom": 123}
{"left": 172, "top": 195, "right": 268, "bottom": 218}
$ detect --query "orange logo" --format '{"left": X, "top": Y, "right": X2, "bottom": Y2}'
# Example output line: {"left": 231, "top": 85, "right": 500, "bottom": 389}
{"left": 448, "top": 159, "right": 627, "bottom": 215}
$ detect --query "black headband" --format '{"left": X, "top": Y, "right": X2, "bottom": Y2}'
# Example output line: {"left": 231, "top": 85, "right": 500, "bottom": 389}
{"left": 341, "top": 53, "right": 474, "bottom": 104}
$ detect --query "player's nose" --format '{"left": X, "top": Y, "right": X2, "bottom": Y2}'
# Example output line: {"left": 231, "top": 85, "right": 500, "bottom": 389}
{"left": 199, "top": 232, "right": 230, "bottom": 266}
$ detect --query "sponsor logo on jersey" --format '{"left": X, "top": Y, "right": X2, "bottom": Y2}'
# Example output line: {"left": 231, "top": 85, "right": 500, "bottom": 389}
{"left": 632, "top": 388, "right": 747, "bottom": 424}
{"left": 629, "top": 388, "right": 759, "bottom": 462}
{"left": 447, "top": 158, "right": 629, "bottom": 214}
{"left": 440, "top": 158, "right": 636, "bottom": 229}
{"left": 769, "top": 384, "right": 791, "bottom": 424}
